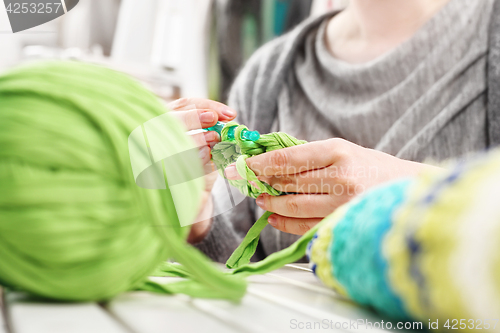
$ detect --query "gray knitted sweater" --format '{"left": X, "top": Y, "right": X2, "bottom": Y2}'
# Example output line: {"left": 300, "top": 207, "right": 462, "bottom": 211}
{"left": 196, "top": 0, "right": 500, "bottom": 262}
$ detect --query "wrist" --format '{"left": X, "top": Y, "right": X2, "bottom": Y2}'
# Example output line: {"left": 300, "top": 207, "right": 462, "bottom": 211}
{"left": 397, "top": 159, "right": 444, "bottom": 181}
{"left": 187, "top": 195, "right": 214, "bottom": 244}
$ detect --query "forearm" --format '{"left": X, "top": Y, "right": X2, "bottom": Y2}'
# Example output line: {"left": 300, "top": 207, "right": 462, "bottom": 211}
{"left": 192, "top": 184, "right": 258, "bottom": 262}
{"left": 191, "top": 193, "right": 246, "bottom": 262}
{"left": 187, "top": 195, "right": 214, "bottom": 244}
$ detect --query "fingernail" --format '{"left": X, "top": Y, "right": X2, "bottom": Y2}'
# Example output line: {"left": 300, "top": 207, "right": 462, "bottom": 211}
{"left": 256, "top": 195, "right": 265, "bottom": 209}
{"left": 257, "top": 176, "right": 269, "bottom": 185}
{"left": 198, "top": 146, "right": 209, "bottom": 160}
{"left": 224, "top": 164, "right": 239, "bottom": 180}
{"left": 268, "top": 214, "right": 277, "bottom": 226}
{"left": 203, "top": 131, "right": 219, "bottom": 143}
{"left": 221, "top": 108, "right": 235, "bottom": 119}
{"left": 200, "top": 111, "right": 215, "bottom": 124}
{"left": 249, "top": 181, "right": 259, "bottom": 189}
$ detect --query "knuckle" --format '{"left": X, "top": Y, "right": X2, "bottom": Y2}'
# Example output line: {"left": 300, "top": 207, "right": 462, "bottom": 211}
{"left": 327, "top": 137, "right": 346, "bottom": 147}
{"left": 327, "top": 138, "right": 351, "bottom": 159}
{"left": 270, "top": 150, "right": 289, "bottom": 173}
{"left": 273, "top": 175, "right": 294, "bottom": 191}
{"left": 341, "top": 174, "right": 357, "bottom": 189}
{"left": 280, "top": 175, "right": 294, "bottom": 186}
{"left": 297, "top": 222, "right": 311, "bottom": 234}
{"left": 187, "top": 109, "right": 200, "bottom": 125}
{"left": 285, "top": 196, "right": 300, "bottom": 215}
{"left": 169, "top": 97, "right": 189, "bottom": 110}
{"left": 178, "top": 97, "right": 190, "bottom": 105}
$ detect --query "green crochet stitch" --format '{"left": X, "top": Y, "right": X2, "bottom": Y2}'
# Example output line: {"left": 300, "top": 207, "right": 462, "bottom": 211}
{"left": 211, "top": 121, "right": 306, "bottom": 198}
{"left": 210, "top": 121, "right": 307, "bottom": 268}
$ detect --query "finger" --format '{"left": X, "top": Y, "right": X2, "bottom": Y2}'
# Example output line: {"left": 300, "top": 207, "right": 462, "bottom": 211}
{"left": 170, "top": 109, "right": 218, "bottom": 130}
{"left": 224, "top": 163, "right": 241, "bottom": 180}
{"left": 267, "top": 214, "right": 323, "bottom": 235}
{"left": 203, "top": 161, "right": 219, "bottom": 190}
{"left": 203, "top": 160, "right": 217, "bottom": 174}
{"left": 198, "top": 146, "right": 211, "bottom": 165}
{"left": 255, "top": 193, "right": 346, "bottom": 218}
{"left": 244, "top": 140, "right": 342, "bottom": 177}
{"left": 257, "top": 168, "right": 346, "bottom": 194}
{"left": 189, "top": 131, "right": 220, "bottom": 148}
{"left": 168, "top": 98, "right": 237, "bottom": 121}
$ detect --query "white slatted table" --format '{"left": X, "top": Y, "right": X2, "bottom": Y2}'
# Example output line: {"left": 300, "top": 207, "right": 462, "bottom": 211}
{"left": 0, "top": 264, "right": 416, "bottom": 333}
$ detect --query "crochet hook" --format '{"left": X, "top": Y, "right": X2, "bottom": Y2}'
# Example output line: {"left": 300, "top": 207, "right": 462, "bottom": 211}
{"left": 205, "top": 121, "right": 260, "bottom": 141}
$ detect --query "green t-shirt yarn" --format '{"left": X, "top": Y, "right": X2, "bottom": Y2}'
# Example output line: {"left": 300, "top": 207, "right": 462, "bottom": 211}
{"left": 210, "top": 122, "right": 308, "bottom": 268}
{"left": 211, "top": 121, "right": 306, "bottom": 199}
{"left": 0, "top": 61, "right": 246, "bottom": 302}
{"left": 0, "top": 61, "right": 323, "bottom": 304}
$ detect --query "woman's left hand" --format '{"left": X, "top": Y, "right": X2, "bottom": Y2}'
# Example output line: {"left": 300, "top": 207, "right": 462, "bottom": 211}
{"left": 224, "top": 138, "right": 440, "bottom": 235}
{"left": 166, "top": 97, "right": 237, "bottom": 243}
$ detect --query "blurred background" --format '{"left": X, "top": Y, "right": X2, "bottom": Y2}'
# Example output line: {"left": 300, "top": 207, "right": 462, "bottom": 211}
{"left": 0, "top": 0, "right": 348, "bottom": 103}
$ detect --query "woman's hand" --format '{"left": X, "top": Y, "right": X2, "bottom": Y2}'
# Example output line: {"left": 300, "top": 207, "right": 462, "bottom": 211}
{"left": 224, "top": 138, "right": 440, "bottom": 235}
{"left": 166, "top": 98, "right": 237, "bottom": 243}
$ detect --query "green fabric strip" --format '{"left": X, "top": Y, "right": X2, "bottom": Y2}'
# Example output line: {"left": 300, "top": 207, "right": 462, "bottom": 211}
{"left": 231, "top": 221, "right": 323, "bottom": 277}
{"left": 226, "top": 211, "right": 273, "bottom": 268}
{"left": 152, "top": 219, "right": 324, "bottom": 287}
{"left": 151, "top": 121, "right": 316, "bottom": 294}
{"left": 150, "top": 262, "right": 193, "bottom": 278}
{"left": 138, "top": 276, "right": 245, "bottom": 301}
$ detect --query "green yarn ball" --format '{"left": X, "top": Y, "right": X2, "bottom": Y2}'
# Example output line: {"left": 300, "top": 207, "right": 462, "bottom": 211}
{"left": 0, "top": 61, "right": 205, "bottom": 301}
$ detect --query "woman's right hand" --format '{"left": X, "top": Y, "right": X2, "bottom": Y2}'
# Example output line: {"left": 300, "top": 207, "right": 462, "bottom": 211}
{"left": 166, "top": 98, "right": 237, "bottom": 243}
{"left": 224, "top": 138, "right": 440, "bottom": 235}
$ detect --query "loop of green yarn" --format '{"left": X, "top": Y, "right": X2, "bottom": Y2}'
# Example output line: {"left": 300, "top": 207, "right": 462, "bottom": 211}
{"left": 231, "top": 221, "right": 324, "bottom": 276}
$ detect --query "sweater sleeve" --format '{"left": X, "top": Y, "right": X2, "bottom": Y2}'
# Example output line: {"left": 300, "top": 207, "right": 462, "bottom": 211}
{"left": 488, "top": 0, "right": 500, "bottom": 146}
{"left": 192, "top": 211, "right": 243, "bottom": 263}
